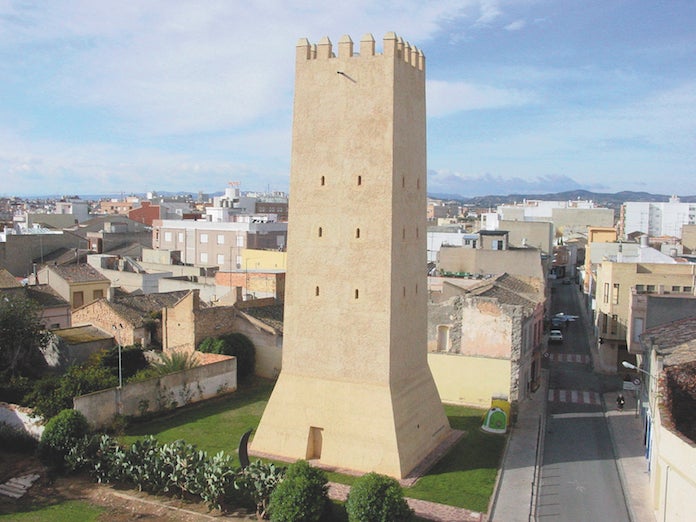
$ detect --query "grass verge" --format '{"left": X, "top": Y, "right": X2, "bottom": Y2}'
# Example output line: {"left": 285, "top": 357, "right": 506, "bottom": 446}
{"left": 122, "top": 379, "right": 506, "bottom": 511}
{"left": 0, "top": 499, "right": 105, "bottom": 521}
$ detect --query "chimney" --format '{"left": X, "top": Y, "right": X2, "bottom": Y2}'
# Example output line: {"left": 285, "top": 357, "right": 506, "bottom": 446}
{"left": 640, "top": 235, "right": 649, "bottom": 248}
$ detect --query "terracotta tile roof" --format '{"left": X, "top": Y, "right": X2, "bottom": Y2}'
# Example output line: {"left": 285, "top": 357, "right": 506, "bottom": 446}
{"left": 240, "top": 304, "right": 284, "bottom": 333}
{"left": 109, "top": 290, "right": 190, "bottom": 327}
{"left": 641, "top": 316, "right": 696, "bottom": 366}
{"left": 49, "top": 264, "right": 109, "bottom": 284}
{"left": 0, "top": 268, "right": 21, "bottom": 288}
{"left": 0, "top": 285, "right": 69, "bottom": 308}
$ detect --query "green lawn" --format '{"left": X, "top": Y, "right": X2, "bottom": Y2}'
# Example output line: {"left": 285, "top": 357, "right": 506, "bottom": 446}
{"left": 0, "top": 500, "right": 105, "bottom": 521}
{"left": 122, "top": 379, "right": 506, "bottom": 512}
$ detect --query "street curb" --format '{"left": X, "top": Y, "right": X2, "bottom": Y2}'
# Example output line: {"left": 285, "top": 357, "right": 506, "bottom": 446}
{"left": 601, "top": 393, "right": 637, "bottom": 522}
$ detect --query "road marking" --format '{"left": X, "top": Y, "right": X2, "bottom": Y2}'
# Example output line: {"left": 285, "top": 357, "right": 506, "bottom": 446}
{"left": 551, "top": 412, "right": 606, "bottom": 419}
{"left": 547, "top": 353, "right": 591, "bottom": 364}
{"left": 547, "top": 388, "right": 602, "bottom": 405}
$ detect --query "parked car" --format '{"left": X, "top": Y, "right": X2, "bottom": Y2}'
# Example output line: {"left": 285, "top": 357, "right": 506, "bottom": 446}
{"left": 549, "top": 330, "right": 564, "bottom": 342}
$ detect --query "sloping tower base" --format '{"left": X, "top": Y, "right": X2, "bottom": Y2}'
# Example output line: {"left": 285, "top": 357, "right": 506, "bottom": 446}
{"left": 251, "top": 369, "right": 450, "bottom": 478}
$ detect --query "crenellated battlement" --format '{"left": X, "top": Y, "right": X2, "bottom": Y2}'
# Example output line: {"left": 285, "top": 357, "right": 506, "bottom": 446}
{"left": 296, "top": 32, "right": 425, "bottom": 71}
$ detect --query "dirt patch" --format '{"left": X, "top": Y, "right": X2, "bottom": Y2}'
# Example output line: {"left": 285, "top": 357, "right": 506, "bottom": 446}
{"left": 0, "top": 453, "right": 256, "bottom": 521}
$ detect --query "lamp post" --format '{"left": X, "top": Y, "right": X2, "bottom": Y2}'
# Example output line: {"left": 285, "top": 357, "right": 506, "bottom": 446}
{"left": 622, "top": 361, "right": 655, "bottom": 418}
{"left": 112, "top": 324, "right": 123, "bottom": 388}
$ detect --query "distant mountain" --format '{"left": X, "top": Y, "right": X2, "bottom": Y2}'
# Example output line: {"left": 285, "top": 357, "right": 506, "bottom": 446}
{"left": 429, "top": 190, "right": 696, "bottom": 211}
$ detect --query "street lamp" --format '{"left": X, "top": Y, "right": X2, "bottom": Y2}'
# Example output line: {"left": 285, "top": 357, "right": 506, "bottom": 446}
{"left": 621, "top": 360, "right": 654, "bottom": 377}
{"left": 112, "top": 323, "right": 123, "bottom": 388}
{"left": 622, "top": 361, "right": 655, "bottom": 418}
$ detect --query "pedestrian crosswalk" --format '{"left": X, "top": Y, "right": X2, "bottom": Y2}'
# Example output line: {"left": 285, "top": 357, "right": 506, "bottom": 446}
{"left": 546, "top": 353, "right": 591, "bottom": 364}
{"left": 548, "top": 389, "right": 602, "bottom": 405}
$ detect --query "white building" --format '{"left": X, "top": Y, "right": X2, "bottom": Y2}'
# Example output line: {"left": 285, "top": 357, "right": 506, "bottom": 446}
{"left": 623, "top": 196, "right": 696, "bottom": 239}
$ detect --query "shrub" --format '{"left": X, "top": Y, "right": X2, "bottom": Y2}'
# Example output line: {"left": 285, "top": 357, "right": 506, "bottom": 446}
{"left": 97, "top": 344, "right": 149, "bottom": 380}
{"left": 26, "top": 364, "right": 118, "bottom": 420}
{"left": 0, "top": 422, "right": 38, "bottom": 453}
{"left": 234, "top": 460, "right": 286, "bottom": 519}
{"left": 199, "top": 333, "right": 255, "bottom": 382}
{"left": 38, "top": 409, "right": 90, "bottom": 470}
{"left": 345, "top": 472, "right": 413, "bottom": 522}
{"left": 268, "top": 460, "right": 329, "bottom": 522}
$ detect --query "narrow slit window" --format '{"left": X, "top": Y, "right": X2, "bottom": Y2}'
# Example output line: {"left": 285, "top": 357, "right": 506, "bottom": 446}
{"left": 403, "top": 286, "right": 406, "bottom": 297}
{"left": 416, "top": 227, "right": 419, "bottom": 238}
{"left": 318, "top": 227, "right": 323, "bottom": 237}
{"left": 402, "top": 228, "right": 406, "bottom": 240}
{"left": 417, "top": 178, "right": 420, "bottom": 189}
{"left": 321, "top": 176, "right": 325, "bottom": 186}
{"left": 415, "top": 284, "right": 418, "bottom": 294}
{"left": 355, "top": 228, "right": 360, "bottom": 238}
{"left": 357, "top": 175, "right": 362, "bottom": 186}
{"left": 402, "top": 176, "right": 405, "bottom": 188}
{"left": 354, "top": 289, "right": 359, "bottom": 299}
{"left": 315, "top": 286, "right": 320, "bottom": 296}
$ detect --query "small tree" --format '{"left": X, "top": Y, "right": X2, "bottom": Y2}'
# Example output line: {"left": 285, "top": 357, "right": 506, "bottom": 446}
{"left": 153, "top": 350, "right": 200, "bottom": 375}
{"left": 268, "top": 460, "right": 329, "bottom": 522}
{"left": 0, "top": 292, "right": 48, "bottom": 377}
{"left": 198, "top": 333, "right": 255, "bottom": 382}
{"left": 345, "top": 472, "right": 413, "bottom": 522}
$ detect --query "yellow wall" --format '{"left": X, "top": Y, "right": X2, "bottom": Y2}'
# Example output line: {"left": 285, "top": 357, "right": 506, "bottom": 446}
{"left": 241, "top": 248, "right": 287, "bottom": 271}
{"left": 651, "top": 406, "right": 696, "bottom": 522}
{"left": 428, "top": 352, "right": 511, "bottom": 407}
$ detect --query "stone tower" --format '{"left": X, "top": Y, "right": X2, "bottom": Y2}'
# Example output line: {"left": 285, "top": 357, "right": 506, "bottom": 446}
{"left": 251, "top": 32, "right": 450, "bottom": 479}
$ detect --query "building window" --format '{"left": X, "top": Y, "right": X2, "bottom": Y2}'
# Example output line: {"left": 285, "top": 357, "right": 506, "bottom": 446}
{"left": 635, "top": 284, "right": 645, "bottom": 293}
{"left": 685, "top": 286, "right": 693, "bottom": 293}
{"left": 217, "top": 234, "right": 225, "bottom": 245}
{"left": 217, "top": 254, "right": 225, "bottom": 265}
{"left": 355, "top": 228, "right": 360, "bottom": 239}
{"left": 672, "top": 285, "right": 680, "bottom": 292}
{"left": 647, "top": 284, "right": 656, "bottom": 292}
{"left": 603, "top": 283, "right": 609, "bottom": 303}
{"left": 73, "top": 291, "right": 84, "bottom": 308}
{"left": 200, "top": 252, "right": 208, "bottom": 264}
{"left": 416, "top": 226, "right": 419, "bottom": 238}
{"left": 315, "top": 286, "right": 320, "bottom": 296}
{"left": 610, "top": 314, "right": 618, "bottom": 334}
{"left": 236, "top": 235, "right": 244, "bottom": 247}
{"left": 318, "top": 227, "right": 323, "bottom": 237}
{"left": 164, "top": 232, "right": 172, "bottom": 242}
{"left": 178, "top": 232, "right": 184, "bottom": 242}
{"left": 403, "top": 286, "right": 406, "bottom": 297}
{"left": 236, "top": 255, "right": 242, "bottom": 268}
{"left": 320, "top": 175, "right": 325, "bottom": 186}
{"left": 402, "top": 228, "right": 406, "bottom": 240}
{"left": 354, "top": 289, "right": 359, "bottom": 299}
{"left": 437, "top": 325, "right": 451, "bottom": 352}
{"left": 200, "top": 233, "right": 208, "bottom": 244}
{"left": 93, "top": 289, "right": 104, "bottom": 300}
{"left": 612, "top": 283, "right": 620, "bottom": 305}
{"left": 357, "top": 175, "right": 362, "bottom": 186}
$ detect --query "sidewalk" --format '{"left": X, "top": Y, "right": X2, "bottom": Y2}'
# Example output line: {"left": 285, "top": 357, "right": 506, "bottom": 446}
{"left": 487, "top": 370, "right": 548, "bottom": 521}
{"left": 603, "top": 391, "right": 654, "bottom": 522}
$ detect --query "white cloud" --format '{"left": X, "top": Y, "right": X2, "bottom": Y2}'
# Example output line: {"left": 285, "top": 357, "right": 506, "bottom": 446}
{"left": 427, "top": 80, "right": 535, "bottom": 117}
{"left": 505, "top": 19, "right": 526, "bottom": 31}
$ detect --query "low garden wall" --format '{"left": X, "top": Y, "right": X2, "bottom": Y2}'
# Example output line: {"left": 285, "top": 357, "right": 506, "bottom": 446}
{"left": 74, "top": 355, "right": 237, "bottom": 429}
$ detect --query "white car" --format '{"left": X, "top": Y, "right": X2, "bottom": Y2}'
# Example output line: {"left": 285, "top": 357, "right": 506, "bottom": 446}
{"left": 549, "top": 330, "right": 564, "bottom": 342}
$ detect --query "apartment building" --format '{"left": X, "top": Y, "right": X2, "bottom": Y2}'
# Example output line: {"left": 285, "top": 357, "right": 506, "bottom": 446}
{"left": 594, "top": 260, "right": 696, "bottom": 373}
{"left": 481, "top": 199, "right": 614, "bottom": 237}
{"left": 152, "top": 219, "right": 287, "bottom": 269}
{"left": 622, "top": 195, "right": 696, "bottom": 239}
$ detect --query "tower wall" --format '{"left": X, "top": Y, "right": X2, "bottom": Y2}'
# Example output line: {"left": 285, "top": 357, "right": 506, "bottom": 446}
{"left": 251, "top": 32, "right": 450, "bottom": 478}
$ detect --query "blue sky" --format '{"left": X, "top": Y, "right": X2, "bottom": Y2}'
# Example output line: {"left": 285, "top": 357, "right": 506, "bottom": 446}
{"left": 2, "top": 1, "right": 695, "bottom": 198}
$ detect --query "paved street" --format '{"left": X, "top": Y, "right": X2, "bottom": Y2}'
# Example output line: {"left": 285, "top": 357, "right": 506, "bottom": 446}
{"left": 537, "top": 280, "right": 630, "bottom": 521}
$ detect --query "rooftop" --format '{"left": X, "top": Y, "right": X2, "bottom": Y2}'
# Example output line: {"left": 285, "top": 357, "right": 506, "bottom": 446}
{"left": 49, "top": 263, "right": 110, "bottom": 284}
